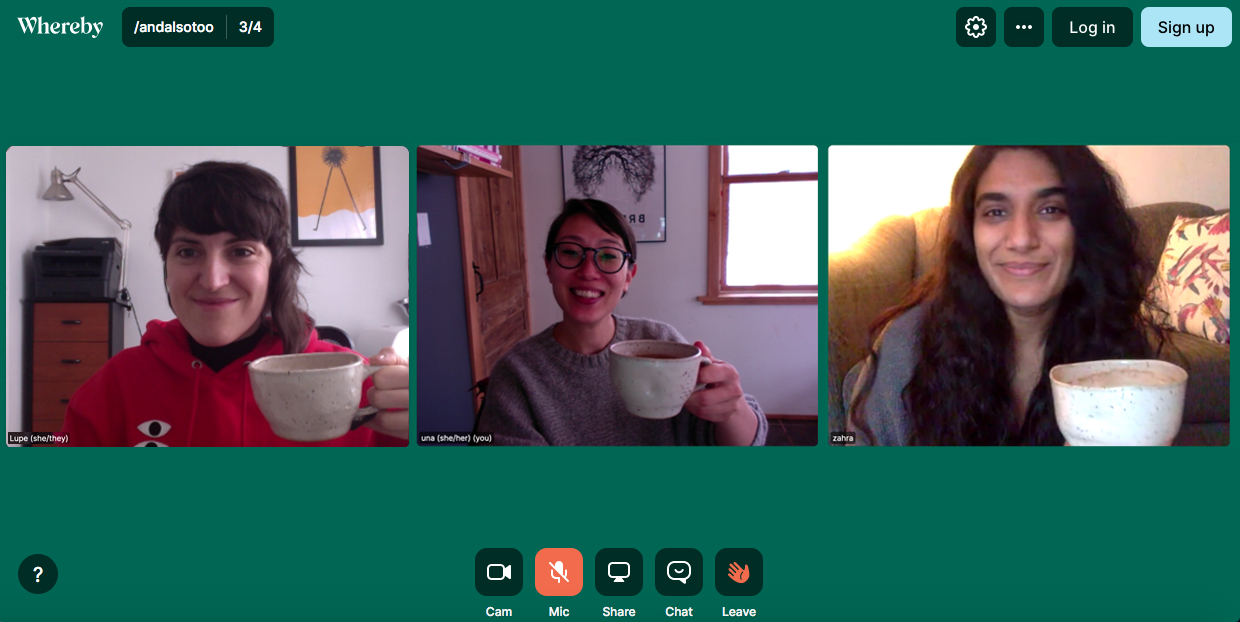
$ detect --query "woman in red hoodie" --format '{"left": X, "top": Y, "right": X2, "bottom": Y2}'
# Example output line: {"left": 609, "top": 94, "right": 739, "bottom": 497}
{"left": 59, "top": 161, "right": 408, "bottom": 446}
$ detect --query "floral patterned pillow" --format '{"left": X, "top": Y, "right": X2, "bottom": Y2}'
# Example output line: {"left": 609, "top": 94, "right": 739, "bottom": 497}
{"left": 1151, "top": 213, "right": 1230, "bottom": 343}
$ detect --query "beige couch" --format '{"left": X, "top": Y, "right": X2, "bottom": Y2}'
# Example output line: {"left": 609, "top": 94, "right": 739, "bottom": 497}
{"left": 827, "top": 202, "right": 1229, "bottom": 446}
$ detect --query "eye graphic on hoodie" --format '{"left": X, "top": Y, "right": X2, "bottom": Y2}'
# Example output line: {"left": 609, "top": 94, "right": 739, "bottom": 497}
{"left": 137, "top": 420, "right": 171, "bottom": 438}
{"left": 134, "top": 441, "right": 169, "bottom": 447}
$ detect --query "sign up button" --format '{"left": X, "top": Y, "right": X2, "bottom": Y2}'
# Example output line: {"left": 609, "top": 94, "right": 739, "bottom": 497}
{"left": 1052, "top": 7, "right": 1133, "bottom": 46}
{"left": 1141, "top": 7, "right": 1232, "bottom": 47}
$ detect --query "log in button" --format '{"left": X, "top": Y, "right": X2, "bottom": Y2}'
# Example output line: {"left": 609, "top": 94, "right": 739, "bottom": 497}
{"left": 1052, "top": 7, "right": 1133, "bottom": 47}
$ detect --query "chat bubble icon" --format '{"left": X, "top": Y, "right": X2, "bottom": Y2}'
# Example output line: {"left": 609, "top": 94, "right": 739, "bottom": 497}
{"left": 666, "top": 561, "right": 691, "bottom": 584}
{"left": 487, "top": 563, "right": 511, "bottom": 580}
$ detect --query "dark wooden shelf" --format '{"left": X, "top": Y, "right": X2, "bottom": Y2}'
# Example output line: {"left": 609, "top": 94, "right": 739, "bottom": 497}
{"left": 416, "top": 146, "right": 513, "bottom": 179}
{"left": 25, "top": 300, "right": 125, "bottom": 446}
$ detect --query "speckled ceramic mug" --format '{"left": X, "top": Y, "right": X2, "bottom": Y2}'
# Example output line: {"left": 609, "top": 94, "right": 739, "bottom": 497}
{"left": 609, "top": 340, "right": 711, "bottom": 420}
{"left": 1050, "top": 359, "right": 1188, "bottom": 446}
{"left": 248, "top": 352, "right": 381, "bottom": 441}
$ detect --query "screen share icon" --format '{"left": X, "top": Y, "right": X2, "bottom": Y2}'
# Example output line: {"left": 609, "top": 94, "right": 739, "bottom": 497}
{"left": 609, "top": 562, "right": 630, "bottom": 582}
{"left": 595, "top": 548, "right": 643, "bottom": 596}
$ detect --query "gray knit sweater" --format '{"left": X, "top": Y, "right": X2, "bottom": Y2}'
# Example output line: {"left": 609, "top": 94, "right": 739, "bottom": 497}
{"left": 845, "top": 306, "right": 921, "bottom": 446}
{"left": 476, "top": 316, "right": 768, "bottom": 446}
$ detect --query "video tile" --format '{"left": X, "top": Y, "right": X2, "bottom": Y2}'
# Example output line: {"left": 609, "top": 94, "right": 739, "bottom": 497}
{"left": 4, "top": 146, "right": 410, "bottom": 447}
{"left": 827, "top": 145, "right": 1229, "bottom": 446}
{"left": 416, "top": 146, "right": 819, "bottom": 446}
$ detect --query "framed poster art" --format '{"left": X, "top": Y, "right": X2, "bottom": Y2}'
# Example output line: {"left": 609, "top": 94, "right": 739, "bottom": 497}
{"left": 289, "top": 146, "right": 384, "bottom": 246}
{"left": 561, "top": 146, "right": 666, "bottom": 242}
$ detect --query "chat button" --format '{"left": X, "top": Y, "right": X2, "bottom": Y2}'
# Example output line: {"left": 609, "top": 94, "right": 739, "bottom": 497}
{"left": 475, "top": 548, "right": 523, "bottom": 596}
{"left": 1141, "top": 8, "right": 1232, "bottom": 47}
{"left": 655, "top": 548, "right": 702, "bottom": 596}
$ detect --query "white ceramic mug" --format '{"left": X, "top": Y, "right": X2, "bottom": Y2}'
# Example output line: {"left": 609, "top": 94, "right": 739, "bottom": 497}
{"left": 609, "top": 340, "right": 711, "bottom": 420}
{"left": 248, "top": 352, "right": 381, "bottom": 441}
{"left": 1049, "top": 359, "right": 1188, "bottom": 446}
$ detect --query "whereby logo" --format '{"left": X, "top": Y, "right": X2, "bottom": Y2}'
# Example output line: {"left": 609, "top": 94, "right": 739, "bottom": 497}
{"left": 17, "top": 16, "right": 103, "bottom": 38}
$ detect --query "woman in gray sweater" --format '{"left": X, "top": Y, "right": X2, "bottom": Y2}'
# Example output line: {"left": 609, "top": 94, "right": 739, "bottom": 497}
{"left": 476, "top": 199, "right": 766, "bottom": 446}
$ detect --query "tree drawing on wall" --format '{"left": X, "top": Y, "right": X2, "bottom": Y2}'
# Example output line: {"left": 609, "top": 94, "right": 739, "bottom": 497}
{"left": 572, "top": 146, "right": 657, "bottom": 202}
{"left": 316, "top": 146, "right": 368, "bottom": 231}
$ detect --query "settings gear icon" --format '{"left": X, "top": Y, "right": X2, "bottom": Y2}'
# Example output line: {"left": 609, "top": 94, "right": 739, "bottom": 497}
{"left": 965, "top": 16, "right": 987, "bottom": 38}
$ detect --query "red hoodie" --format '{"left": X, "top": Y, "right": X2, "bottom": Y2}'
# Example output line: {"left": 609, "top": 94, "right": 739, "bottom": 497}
{"left": 58, "top": 319, "right": 406, "bottom": 447}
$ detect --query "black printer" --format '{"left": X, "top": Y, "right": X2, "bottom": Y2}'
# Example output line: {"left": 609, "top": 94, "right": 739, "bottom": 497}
{"left": 33, "top": 238, "right": 122, "bottom": 300}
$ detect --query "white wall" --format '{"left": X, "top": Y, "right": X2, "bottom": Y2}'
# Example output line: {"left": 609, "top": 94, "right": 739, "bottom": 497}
{"left": 827, "top": 146, "right": 973, "bottom": 253}
{"left": 828, "top": 145, "right": 1230, "bottom": 254}
{"left": 6, "top": 147, "right": 51, "bottom": 444}
{"left": 1092, "top": 145, "right": 1229, "bottom": 210}
{"left": 521, "top": 146, "right": 819, "bottom": 416}
{"left": 5, "top": 146, "right": 409, "bottom": 441}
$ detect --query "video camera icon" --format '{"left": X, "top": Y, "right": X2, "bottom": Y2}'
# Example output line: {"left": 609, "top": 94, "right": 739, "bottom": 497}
{"left": 487, "top": 563, "right": 512, "bottom": 581}
{"left": 476, "top": 548, "right": 523, "bottom": 596}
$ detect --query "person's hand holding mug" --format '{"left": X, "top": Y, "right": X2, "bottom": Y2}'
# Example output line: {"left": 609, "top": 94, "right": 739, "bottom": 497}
{"left": 364, "top": 347, "right": 410, "bottom": 439}
{"left": 683, "top": 341, "right": 757, "bottom": 445}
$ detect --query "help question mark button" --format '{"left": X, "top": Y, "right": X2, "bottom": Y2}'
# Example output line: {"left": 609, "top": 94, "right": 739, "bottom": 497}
{"left": 19, "top": 554, "right": 58, "bottom": 594}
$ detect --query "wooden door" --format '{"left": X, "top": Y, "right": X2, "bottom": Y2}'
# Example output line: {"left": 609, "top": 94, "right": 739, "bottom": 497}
{"left": 457, "top": 146, "right": 531, "bottom": 398}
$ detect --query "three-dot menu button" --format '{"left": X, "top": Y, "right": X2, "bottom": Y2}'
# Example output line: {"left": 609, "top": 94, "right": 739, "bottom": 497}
{"left": 1005, "top": 7, "right": 1045, "bottom": 46}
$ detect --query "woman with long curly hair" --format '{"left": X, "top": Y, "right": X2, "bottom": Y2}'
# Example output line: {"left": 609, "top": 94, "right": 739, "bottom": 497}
{"left": 847, "top": 146, "right": 1167, "bottom": 445}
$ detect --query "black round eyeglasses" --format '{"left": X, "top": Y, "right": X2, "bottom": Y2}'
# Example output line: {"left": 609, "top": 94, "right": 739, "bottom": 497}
{"left": 550, "top": 242, "right": 631, "bottom": 274}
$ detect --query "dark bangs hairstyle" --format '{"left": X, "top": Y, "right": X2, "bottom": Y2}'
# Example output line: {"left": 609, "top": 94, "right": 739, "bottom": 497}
{"left": 851, "top": 146, "right": 1167, "bottom": 446}
{"left": 155, "top": 161, "right": 313, "bottom": 354}
{"left": 544, "top": 199, "right": 637, "bottom": 287}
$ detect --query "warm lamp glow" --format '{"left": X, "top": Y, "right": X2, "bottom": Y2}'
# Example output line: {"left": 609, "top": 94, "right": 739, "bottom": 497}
{"left": 827, "top": 146, "right": 973, "bottom": 253}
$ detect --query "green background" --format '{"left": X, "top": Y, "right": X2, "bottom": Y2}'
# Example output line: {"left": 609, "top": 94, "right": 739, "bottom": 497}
{"left": 3, "top": 1, "right": 1235, "bottom": 620}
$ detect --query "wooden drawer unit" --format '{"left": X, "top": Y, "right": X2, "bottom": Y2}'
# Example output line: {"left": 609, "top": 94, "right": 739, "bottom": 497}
{"left": 25, "top": 301, "right": 124, "bottom": 444}
{"left": 34, "top": 303, "right": 112, "bottom": 342}
{"left": 33, "top": 380, "right": 85, "bottom": 419}
{"left": 33, "top": 342, "right": 112, "bottom": 382}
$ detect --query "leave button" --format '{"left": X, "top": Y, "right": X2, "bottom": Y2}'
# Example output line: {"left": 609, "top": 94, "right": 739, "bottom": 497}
{"left": 1141, "top": 7, "right": 1232, "bottom": 47}
{"left": 1051, "top": 7, "right": 1133, "bottom": 47}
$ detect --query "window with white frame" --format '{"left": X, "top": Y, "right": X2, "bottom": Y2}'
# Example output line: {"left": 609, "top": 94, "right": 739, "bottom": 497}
{"left": 700, "top": 146, "right": 818, "bottom": 304}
